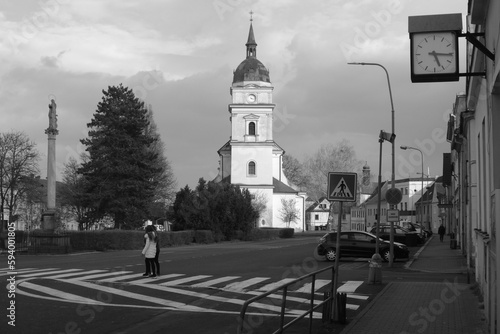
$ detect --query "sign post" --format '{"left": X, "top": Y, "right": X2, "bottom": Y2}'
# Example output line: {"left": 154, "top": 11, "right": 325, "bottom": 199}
{"left": 327, "top": 172, "right": 357, "bottom": 322}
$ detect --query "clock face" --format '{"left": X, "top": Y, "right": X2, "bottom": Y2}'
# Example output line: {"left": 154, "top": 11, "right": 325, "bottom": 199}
{"left": 247, "top": 94, "right": 256, "bottom": 103}
{"left": 412, "top": 32, "right": 458, "bottom": 76}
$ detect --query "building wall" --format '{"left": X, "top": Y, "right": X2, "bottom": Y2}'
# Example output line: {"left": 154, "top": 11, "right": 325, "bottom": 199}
{"left": 455, "top": 1, "right": 500, "bottom": 331}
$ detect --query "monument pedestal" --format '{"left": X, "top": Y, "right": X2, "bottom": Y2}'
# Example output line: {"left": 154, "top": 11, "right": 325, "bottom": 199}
{"left": 41, "top": 210, "right": 56, "bottom": 231}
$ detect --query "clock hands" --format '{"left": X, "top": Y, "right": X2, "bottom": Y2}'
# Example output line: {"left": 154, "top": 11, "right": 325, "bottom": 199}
{"left": 428, "top": 50, "right": 454, "bottom": 67}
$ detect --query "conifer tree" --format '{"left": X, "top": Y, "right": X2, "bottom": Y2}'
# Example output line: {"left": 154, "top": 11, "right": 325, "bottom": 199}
{"left": 79, "top": 84, "right": 160, "bottom": 228}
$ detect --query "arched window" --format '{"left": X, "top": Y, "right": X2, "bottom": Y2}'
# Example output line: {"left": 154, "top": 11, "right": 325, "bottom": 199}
{"left": 249, "top": 122, "right": 256, "bottom": 135}
{"left": 248, "top": 161, "right": 256, "bottom": 175}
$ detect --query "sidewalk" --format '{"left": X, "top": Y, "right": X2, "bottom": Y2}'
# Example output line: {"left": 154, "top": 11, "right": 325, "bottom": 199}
{"left": 341, "top": 235, "right": 489, "bottom": 334}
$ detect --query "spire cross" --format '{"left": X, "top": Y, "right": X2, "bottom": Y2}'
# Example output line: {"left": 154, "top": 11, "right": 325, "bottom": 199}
{"left": 249, "top": 10, "right": 253, "bottom": 22}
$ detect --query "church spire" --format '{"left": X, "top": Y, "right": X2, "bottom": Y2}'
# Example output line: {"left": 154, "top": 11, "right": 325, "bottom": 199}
{"left": 246, "top": 11, "right": 257, "bottom": 58}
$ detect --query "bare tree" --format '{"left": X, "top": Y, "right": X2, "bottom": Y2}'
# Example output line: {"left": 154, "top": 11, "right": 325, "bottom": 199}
{"left": 303, "top": 139, "right": 363, "bottom": 201}
{"left": 0, "top": 131, "right": 40, "bottom": 232}
{"left": 60, "top": 156, "right": 94, "bottom": 230}
{"left": 302, "top": 139, "right": 363, "bottom": 229}
{"left": 251, "top": 191, "right": 267, "bottom": 223}
{"left": 282, "top": 154, "right": 309, "bottom": 190}
{"left": 279, "top": 198, "right": 300, "bottom": 227}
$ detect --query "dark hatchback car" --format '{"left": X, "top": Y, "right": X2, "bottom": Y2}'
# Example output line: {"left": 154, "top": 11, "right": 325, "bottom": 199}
{"left": 316, "top": 230, "right": 410, "bottom": 262}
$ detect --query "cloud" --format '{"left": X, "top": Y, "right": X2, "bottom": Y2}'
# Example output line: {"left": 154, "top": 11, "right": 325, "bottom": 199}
{"left": 0, "top": 0, "right": 468, "bottom": 189}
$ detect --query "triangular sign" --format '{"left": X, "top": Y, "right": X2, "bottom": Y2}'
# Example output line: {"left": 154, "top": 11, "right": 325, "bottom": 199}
{"left": 329, "top": 177, "right": 353, "bottom": 198}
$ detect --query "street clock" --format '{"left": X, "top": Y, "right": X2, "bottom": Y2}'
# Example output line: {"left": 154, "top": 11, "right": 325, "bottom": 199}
{"left": 409, "top": 14, "right": 462, "bottom": 83}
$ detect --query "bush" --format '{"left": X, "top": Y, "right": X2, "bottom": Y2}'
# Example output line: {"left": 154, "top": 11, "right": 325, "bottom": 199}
{"left": 193, "top": 230, "right": 214, "bottom": 244}
{"left": 279, "top": 228, "right": 295, "bottom": 238}
{"left": 15, "top": 226, "right": 294, "bottom": 253}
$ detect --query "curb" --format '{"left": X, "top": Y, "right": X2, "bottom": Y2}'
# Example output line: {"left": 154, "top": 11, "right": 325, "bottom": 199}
{"left": 403, "top": 235, "right": 434, "bottom": 270}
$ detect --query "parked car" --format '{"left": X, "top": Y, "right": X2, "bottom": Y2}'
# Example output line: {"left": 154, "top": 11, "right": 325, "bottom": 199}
{"left": 399, "top": 221, "right": 429, "bottom": 240}
{"left": 316, "top": 230, "right": 409, "bottom": 262}
{"left": 370, "top": 225, "right": 425, "bottom": 245}
{"left": 413, "top": 223, "right": 432, "bottom": 238}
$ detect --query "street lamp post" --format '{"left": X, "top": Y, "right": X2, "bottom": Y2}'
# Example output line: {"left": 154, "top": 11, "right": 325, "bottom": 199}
{"left": 348, "top": 62, "right": 396, "bottom": 266}
{"left": 400, "top": 145, "right": 425, "bottom": 232}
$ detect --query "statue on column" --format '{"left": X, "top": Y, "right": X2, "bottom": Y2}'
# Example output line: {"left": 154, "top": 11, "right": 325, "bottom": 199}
{"left": 45, "top": 99, "right": 59, "bottom": 135}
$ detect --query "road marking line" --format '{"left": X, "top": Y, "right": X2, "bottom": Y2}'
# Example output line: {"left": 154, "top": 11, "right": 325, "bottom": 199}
{"left": 44, "top": 269, "right": 105, "bottom": 279}
{"left": 64, "top": 279, "right": 205, "bottom": 311}
{"left": 139, "top": 283, "right": 320, "bottom": 318}
{"left": 257, "top": 278, "right": 296, "bottom": 292}
{"left": 223, "top": 277, "right": 270, "bottom": 292}
{"left": 191, "top": 276, "right": 241, "bottom": 288}
{"left": 337, "top": 281, "right": 363, "bottom": 293}
{"left": 159, "top": 275, "right": 212, "bottom": 286}
{"left": 18, "top": 269, "right": 82, "bottom": 278}
{"left": 69, "top": 271, "right": 133, "bottom": 281}
{"left": 132, "top": 273, "right": 185, "bottom": 284}
{"left": 294, "top": 279, "right": 331, "bottom": 293}
{"left": 347, "top": 294, "right": 369, "bottom": 300}
{"left": 20, "top": 281, "right": 107, "bottom": 304}
{"left": 98, "top": 272, "right": 160, "bottom": 283}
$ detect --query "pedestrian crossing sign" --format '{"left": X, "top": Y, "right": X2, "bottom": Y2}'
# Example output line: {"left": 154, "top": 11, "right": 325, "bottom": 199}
{"left": 327, "top": 172, "right": 357, "bottom": 202}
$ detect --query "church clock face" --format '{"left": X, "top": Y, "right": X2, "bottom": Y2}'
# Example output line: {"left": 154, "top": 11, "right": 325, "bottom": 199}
{"left": 246, "top": 94, "right": 256, "bottom": 103}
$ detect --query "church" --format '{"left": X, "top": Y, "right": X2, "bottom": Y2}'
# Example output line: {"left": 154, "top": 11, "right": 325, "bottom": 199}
{"left": 214, "top": 21, "right": 306, "bottom": 230}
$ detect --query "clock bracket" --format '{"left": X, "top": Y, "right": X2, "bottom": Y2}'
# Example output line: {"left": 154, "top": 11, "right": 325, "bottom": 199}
{"left": 459, "top": 32, "right": 495, "bottom": 61}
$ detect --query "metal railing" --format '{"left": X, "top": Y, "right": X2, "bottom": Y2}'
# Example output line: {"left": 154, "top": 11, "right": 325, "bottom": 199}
{"left": 237, "top": 265, "right": 335, "bottom": 334}
{"left": 16, "top": 231, "right": 71, "bottom": 254}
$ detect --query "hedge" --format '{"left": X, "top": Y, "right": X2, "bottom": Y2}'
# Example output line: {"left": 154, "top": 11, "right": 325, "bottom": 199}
{"left": 4, "top": 227, "right": 295, "bottom": 252}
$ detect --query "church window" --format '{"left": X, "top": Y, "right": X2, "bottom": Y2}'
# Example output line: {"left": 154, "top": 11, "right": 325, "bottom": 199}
{"left": 249, "top": 122, "right": 256, "bottom": 135}
{"left": 248, "top": 161, "right": 256, "bottom": 175}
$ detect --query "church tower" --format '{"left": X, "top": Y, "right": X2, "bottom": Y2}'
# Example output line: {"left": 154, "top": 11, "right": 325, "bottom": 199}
{"left": 216, "top": 19, "right": 305, "bottom": 228}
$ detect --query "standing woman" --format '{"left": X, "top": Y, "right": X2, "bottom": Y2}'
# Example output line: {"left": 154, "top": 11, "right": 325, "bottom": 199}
{"left": 153, "top": 225, "right": 160, "bottom": 276}
{"left": 142, "top": 225, "right": 157, "bottom": 278}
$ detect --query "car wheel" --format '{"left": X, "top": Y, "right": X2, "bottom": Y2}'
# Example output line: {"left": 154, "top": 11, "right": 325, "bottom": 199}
{"left": 325, "top": 248, "right": 337, "bottom": 262}
{"left": 381, "top": 249, "right": 390, "bottom": 262}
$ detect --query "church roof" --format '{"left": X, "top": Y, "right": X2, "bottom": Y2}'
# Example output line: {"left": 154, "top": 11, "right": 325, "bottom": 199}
{"left": 213, "top": 175, "right": 298, "bottom": 195}
{"left": 273, "top": 178, "right": 297, "bottom": 194}
{"left": 233, "top": 22, "right": 270, "bottom": 84}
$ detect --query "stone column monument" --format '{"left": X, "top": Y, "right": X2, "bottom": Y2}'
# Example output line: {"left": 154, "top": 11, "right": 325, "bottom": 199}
{"left": 42, "top": 99, "right": 59, "bottom": 230}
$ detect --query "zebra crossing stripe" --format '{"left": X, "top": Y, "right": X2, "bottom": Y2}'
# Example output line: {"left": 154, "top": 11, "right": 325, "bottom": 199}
{"left": 18, "top": 269, "right": 82, "bottom": 278}
{"left": 65, "top": 279, "right": 205, "bottom": 311}
{"left": 223, "top": 277, "right": 270, "bottom": 292}
{"left": 0, "top": 268, "right": 34, "bottom": 276}
{"left": 257, "top": 278, "right": 296, "bottom": 292}
{"left": 159, "top": 275, "right": 212, "bottom": 286}
{"left": 67, "top": 271, "right": 133, "bottom": 281}
{"left": 45, "top": 269, "right": 105, "bottom": 279}
{"left": 98, "top": 272, "right": 160, "bottom": 283}
{"left": 191, "top": 276, "right": 241, "bottom": 288}
{"left": 337, "top": 281, "right": 363, "bottom": 293}
{"left": 294, "top": 279, "right": 332, "bottom": 293}
{"left": 141, "top": 283, "right": 313, "bottom": 317}
{"left": 21, "top": 281, "right": 107, "bottom": 305}
{"left": 133, "top": 273, "right": 185, "bottom": 284}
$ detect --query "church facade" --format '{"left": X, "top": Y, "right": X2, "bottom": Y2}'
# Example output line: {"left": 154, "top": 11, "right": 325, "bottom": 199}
{"left": 214, "top": 22, "right": 306, "bottom": 230}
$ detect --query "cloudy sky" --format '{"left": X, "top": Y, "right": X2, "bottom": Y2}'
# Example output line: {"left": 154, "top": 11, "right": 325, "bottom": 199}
{"left": 1, "top": 0, "right": 467, "bottom": 190}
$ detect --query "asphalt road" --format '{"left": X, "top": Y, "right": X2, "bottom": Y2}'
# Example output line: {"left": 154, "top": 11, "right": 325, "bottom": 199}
{"left": 1, "top": 234, "right": 467, "bottom": 334}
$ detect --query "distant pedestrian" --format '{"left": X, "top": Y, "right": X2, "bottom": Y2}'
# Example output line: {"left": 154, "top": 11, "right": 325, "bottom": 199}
{"left": 438, "top": 224, "right": 446, "bottom": 242}
{"left": 142, "top": 225, "right": 158, "bottom": 278}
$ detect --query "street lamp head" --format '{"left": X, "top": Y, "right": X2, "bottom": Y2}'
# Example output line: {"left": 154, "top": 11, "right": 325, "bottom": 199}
{"left": 400, "top": 146, "right": 408, "bottom": 150}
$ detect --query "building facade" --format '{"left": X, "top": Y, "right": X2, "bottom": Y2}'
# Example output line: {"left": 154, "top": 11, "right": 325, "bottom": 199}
{"left": 362, "top": 177, "right": 434, "bottom": 231}
{"left": 446, "top": 1, "right": 500, "bottom": 332}
{"left": 215, "top": 22, "right": 306, "bottom": 230}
